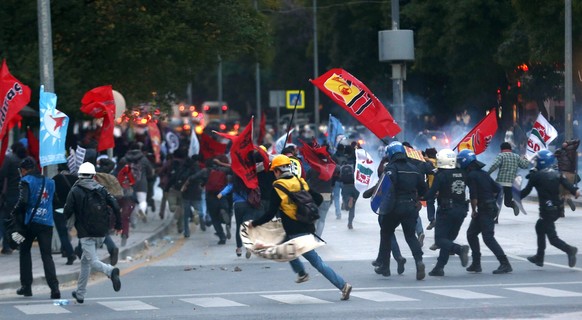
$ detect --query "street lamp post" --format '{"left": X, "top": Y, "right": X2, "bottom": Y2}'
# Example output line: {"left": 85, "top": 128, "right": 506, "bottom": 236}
{"left": 313, "top": 0, "right": 320, "bottom": 126}
{"left": 565, "top": 0, "right": 573, "bottom": 139}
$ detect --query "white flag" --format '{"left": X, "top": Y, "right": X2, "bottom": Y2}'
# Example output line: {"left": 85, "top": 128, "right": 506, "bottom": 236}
{"left": 354, "top": 148, "right": 378, "bottom": 193}
{"left": 525, "top": 113, "right": 558, "bottom": 160}
{"left": 188, "top": 128, "right": 200, "bottom": 157}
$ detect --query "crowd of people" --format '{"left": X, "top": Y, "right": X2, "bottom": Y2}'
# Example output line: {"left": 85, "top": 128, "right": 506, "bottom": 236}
{"left": 0, "top": 124, "right": 579, "bottom": 301}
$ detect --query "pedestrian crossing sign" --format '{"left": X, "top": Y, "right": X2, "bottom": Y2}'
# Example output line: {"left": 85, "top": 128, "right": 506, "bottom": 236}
{"left": 286, "top": 90, "right": 305, "bottom": 109}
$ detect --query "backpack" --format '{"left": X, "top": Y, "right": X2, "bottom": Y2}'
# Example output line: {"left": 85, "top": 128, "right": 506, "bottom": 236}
{"left": 81, "top": 187, "right": 113, "bottom": 237}
{"left": 94, "top": 173, "right": 124, "bottom": 198}
{"left": 274, "top": 178, "right": 320, "bottom": 224}
{"left": 205, "top": 168, "right": 227, "bottom": 193}
{"left": 340, "top": 164, "right": 354, "bottom": 184}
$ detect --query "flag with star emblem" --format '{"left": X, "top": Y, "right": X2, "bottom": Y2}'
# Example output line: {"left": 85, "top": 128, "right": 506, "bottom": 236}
{"left": 39, "top": 85, "right": 69, "bottom": 167}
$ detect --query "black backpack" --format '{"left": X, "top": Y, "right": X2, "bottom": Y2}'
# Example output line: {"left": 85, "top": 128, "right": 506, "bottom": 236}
{"left": 81, "top": 187, "right": 113, "bottom": 237}
{"left": 274, "top": 178, "right": 321, "bottom": 224}
{"left": 340, "top": 164, "right": 354, "bottom": 184}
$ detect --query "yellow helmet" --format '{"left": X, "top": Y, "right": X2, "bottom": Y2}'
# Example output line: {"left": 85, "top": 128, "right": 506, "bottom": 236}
{"left": 270, "top": 154, "right": 291, "bottom": 171}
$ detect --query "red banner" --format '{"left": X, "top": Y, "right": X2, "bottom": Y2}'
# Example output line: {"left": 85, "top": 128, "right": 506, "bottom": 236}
{"left": 80, "top": 85, "right": 115, "bottom": 151}
{"left": 147, "top": 122, "right": 162, "bottom": 164}
{"left": 299, "top": 138, "right": 336, "bottom": 181}
{"left": 455, "top": 108, "right": 498, "bottom": 155}
{"left": 199, "top": 132, "right": 228, "bottom": 160}
{"left": 310, "top": 68, "right": 400, "bottom": 139}
{"left": 0, "top": 59, "right": 31, "bottom": 141}
{"left": 257, "top": 112, "right": 266, "bottom": 146}
{"left": 0, "top": 114, "right": 21, "bottom": 167}
{"left": 215, "top": 119, "right": 259, "bottom": 189}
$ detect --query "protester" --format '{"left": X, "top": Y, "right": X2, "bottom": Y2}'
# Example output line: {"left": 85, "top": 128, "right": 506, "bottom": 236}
{"left": 0, "top": 142, "right": 27, "bottom": 254}
{"left": 117, "top": 142, "right": 155, "bottom": 222}
{"left": 9, "top": 157, "right": 60, "bottom": 299}
{"left": 249, "top": 154, "right": 352, "bottom": 301}
{"left": 52, "top": 164, "right": 78, "bottom": 265}
{"left": 64, "top": 162, "right": 122, "bottom": 303}
{"left": 487, "top": 142, "right": 530, "bottom": 219}
{"left": 554, "top": 139, "right": 580, "bottom": 211}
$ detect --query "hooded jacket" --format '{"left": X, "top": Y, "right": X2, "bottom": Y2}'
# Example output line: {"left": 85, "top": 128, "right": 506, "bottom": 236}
{"left": 64, "top": 178, "right": 121, "bottom": 238}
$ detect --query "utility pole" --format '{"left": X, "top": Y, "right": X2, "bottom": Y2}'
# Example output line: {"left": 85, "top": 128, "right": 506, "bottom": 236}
{"left": 255, "top": 0, "right": 261, "bottom": 139}
{"left": 217, "top": 55, "right": 223, "bottom": 102}
{"left": 313, "top": 0, "right": 320, "bottom": 126}
{"left": 38, "top": 0, "right": 57, "bottom": 177}
{"left": 565, "top": 0, "right": 573, "bottom": 139}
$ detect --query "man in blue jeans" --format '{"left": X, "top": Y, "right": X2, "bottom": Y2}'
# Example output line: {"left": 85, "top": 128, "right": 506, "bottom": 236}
{"left": 250, "top": 155, "right": 352, "bottom": 300}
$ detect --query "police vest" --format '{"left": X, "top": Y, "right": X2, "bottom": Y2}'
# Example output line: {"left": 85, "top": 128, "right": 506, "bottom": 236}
{"left": 436, "top": 168, "right": 466, "bottom": 205}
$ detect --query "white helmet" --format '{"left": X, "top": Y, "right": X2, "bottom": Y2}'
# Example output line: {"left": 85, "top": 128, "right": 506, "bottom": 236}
{"left": 436, "top": 149, "right": 457, "bottom": 169}
{"left": 78, "top": 162, "right": 96, "bottom": 178}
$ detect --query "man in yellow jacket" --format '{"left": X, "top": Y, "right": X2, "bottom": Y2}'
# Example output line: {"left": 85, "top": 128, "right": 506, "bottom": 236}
{"left": 249, "top": 154, "right": 352, "bottom": 301}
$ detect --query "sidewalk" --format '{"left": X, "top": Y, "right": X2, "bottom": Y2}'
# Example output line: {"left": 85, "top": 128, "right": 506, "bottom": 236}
{"left": 0, "top": 200, "right": 176, "bottom": 295}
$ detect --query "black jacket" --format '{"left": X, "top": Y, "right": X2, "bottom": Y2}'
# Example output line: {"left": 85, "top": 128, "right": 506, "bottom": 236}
{"left": 521, "top": 168, "right": 578, "bottom": 216}
{"left": 64, "top": 178, "right": 121, "bottom": 238}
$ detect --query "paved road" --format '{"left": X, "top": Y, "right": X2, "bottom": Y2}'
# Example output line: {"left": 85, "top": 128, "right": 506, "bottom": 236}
{"left": 1, "top": 198, "right": 582, "bottom": 319}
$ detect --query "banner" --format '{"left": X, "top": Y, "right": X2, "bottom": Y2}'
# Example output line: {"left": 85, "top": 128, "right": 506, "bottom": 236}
{"left": 80, "top": 85, "right": 115, "bottom": 151}
{"left": 215, "top": 119, "right": 259, "bottom": 189}
{"left": 165, "top": 131, "right": 180, "bottom": 154}
{"left": 147, "top": 122, "right": 162, "bottom": 164}
{"left": 455, "top": 108, "right": 497, "bottom": 155}
{"left": 199, "top": 132, "right": 227, "bottom": 160}
{"left": 327, "top": 114, "right": 345, "bottom": 153}
{"left": 240, "top": 220, "right": 325, "bottom": 262}
{"left": 0, "top": 60, "right": 31, "bottom": 166}
{"left": 299, "top": 140, "right": 336, "bottom": 181}
{"left": 405, "top": 146, "right": 425, "bottom": 162}
{"left": 354, "top": 148, "right": 377, "bottom": 193}
{"left": 188, "top": 128, "right": 200, "bottom": 157}
{"left": 311, "top": 68, "right": 400, "bottom": 139}
{"left": 39, "top": 86, "right": 68, "bottom": 167}
{"left": 525, "top": 113, "right": 558, "bottom": 160}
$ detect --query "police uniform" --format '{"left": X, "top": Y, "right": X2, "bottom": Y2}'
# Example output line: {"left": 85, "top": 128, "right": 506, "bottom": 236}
{"left": 464, "top": 160, "right": 512, "bottom": 274}
{"left": 375, "top": 149, "right": 427, "bottom": 280}
{"left": 521, "top": 164, "right": 578, "bottom": 267}
{"left": 424, "top": 168, "right": 469, "bottom": 276}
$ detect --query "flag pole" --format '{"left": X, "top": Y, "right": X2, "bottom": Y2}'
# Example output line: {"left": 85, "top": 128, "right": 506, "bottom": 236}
{"left": 282, "top": 90, "right": 302, "bottom": 152}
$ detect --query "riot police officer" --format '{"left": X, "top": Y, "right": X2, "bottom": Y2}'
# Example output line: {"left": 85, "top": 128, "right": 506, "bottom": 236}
{"left": 424, "top": 149, "right": 470, "bottom": 276}
{"left": 521, "top": 150, "right": 579, "bottom": 268}
{"left": 457, "top": 149, "right": 512, "bottom": 274}
{"left": 374, "top": 142, "right": 428, "bottom": 280}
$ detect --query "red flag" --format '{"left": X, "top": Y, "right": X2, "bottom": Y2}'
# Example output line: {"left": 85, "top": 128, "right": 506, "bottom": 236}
{"left": 80, "top": 85, "right": 115, "bottom": 151}
{"left": 147, "top": 122, "right": 162, "bottom": 164}
{"left": 215, "top": 119, "right": 259, "bottom": 189}
{"left": 310, "top": 68, "right": 400, "bottom": 139}
{"left": 26, "top": 127, "right": 41, "bottom": 170}
{"left": 455, "top": 108, "right": 498, "bottom": 155}
{"left": 199, "top": 132, "right": 227, "bottom": 160}
{"left": 0, "top": 59, "right": 31, "bottom": 140}
{"left": 257, "top": 112, "right": 266, "bottom": 145}
{"left": 299, "top": 142, "right": 336, "bottom": 181}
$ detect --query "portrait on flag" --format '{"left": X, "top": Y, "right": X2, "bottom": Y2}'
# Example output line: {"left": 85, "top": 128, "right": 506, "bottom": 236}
{"left": 455, "top": 109, "right": 498, "bottom": 155}
{"left": 215, "top": 119, "right": 259, "bottom": 189}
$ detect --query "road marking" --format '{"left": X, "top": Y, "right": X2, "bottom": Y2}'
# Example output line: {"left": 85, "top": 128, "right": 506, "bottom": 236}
{"left": 423, "top": 289, "right": 503, "bottom": 299}
{"left": 506, "top": 287, "right": 582, "bottom": 297}
{"left": 181, "top": 297, "right": 247, "bottom": 307}
{"left": 262, "top": 294, "right": 332, "bottom": 304}
{"left": 507, "top": 254, "right": 582, "bottom": 272}
{"left": 350, "top": 291, "right": 417, "bottom": 302}
{"left": 98, "top": 300, "right": 158, "bottom": 311}
{"left": 14, "top": 304, "right": 70, "bottom": 315}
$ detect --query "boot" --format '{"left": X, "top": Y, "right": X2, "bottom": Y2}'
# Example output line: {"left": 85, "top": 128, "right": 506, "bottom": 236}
{"left": 459, "top": 245, "right": 469, "bottom": 267}
{"left": 527, "top": 254, "right": 544, "bottom": 267}
{"left": 416, "top": 261, "right": 425, "bottom": 280}
{"left": 511, "top": 201, "right": 520, "bottom": 216}
{"left": 466, "top": 257, "right": 482, "bottom": 273}
{"left": 567, "top": 246, "right": 577, "bottom": 268}
{"left": 374, "top": 263, "right": 391, "bottom": 277}
{"left": 396, "top": 257, "right": 406, "bottom": 275}
{"left": 493, "top": 255, "right": 512, "bottom": 274}
{"left": 428, "top": 267, "right": 444, "bottom": 277}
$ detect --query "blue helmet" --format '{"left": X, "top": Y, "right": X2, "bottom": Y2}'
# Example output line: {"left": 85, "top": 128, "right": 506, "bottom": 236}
{"left": 386, "top": 141, "right": 405, "bottom": 158}
{"left": 536, "top": 149, "right": 555, "bottom": 170}
{"left": 457, "top": 149, "right": 476, "bottom": 169}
